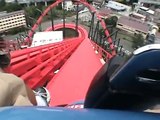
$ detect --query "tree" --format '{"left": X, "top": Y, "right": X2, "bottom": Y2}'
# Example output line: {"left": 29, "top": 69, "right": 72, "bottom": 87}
{"left": 87, "top": 0, "right": 93, "bottom": 4}
{"left": 25, "top": 6, "right": 42, "bottom": 19}
{"left": 105, "top": 16, "right": 118, "bottom": 27}
{"left": 0, "top": 0, "right": 5, "bottom": 7}
{"left": 56, "top": 3, "right": 62, "bottom": 10}
{"left": 104, "top": 16, "right": 118, "bottom": 34}
{"left": 132, "top": 34, "right": 144, "bottom": 49}
{"left": 0, "top": 0, "right": 6, "bottom": 11}
{"left": 98, "top": 16, "right": 118, "bottom": 39}
{"left": 15, "top": 0, "right": 18, "bottom": 3}
{"left": 116, "top": 0, "right": 128, "bottom": 4}
{"left": 2, "top": 3, "right": 22, "bottom": 12}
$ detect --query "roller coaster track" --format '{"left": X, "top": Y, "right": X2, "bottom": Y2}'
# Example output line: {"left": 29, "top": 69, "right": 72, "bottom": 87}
{"left": 8, "top": 0, "right": 118, "bottom": 106}
{"left": 26, "top": 0, "right": 116, "bottom": 56}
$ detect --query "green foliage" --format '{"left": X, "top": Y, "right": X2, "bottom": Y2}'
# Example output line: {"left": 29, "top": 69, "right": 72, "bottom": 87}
{"left": 99, "top": 28, "right": 105, "bottom": 37}
{"left": 56, "top": 3, "right": 62, "bottom": 10}
{"left": 48, "top": 9, "right": 75, "bottom": 19}
{"left": 0, "top": 0, "right": 6, "bottom": 9}
{"left": 24, "top": 6, "right": 44, "bottom": 26}
{"left": 0, "top": 1, "right": 22, "bottom": 12}
{"left": 1, "top": 3, "right": 22, "bottom": 12}
{"left": 46, "top": 9, "right": 62, "bottom": 19}
{"left": 104, "top": 16, "right": 118, "bottom": 28}
{"left": 7, "top": 27, "right": 26, "bottom": 35}
{"left": 25, "top": 6, "right": 42, "bottom": 19}
{"left": 86, "top": 0, "right": 93, "bottom": 4}
{"left": 25, "top": 5, "right": 74, "bottom": 25}
{"left": 117, "top": 0, "right": 127, "bottom": 4}
{"left": 132, "top": 0, "right": 138, "bottom": 3}
{"left": 99, "top": 15, "right": 118, "bottom": 37}
{"left": 132, "top": 34, "right": 144, "bottom": 49}
{"left": 56, "top": 28, "right": 78, "bottom": 38}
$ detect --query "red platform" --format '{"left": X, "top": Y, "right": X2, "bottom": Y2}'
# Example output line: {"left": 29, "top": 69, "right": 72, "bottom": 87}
{"left": 47, "top": 38, "right": 103, "bottom": 106}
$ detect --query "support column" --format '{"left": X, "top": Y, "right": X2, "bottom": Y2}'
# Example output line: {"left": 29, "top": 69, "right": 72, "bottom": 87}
{"left": 75, "top": 2, "right": 79, "bottom": 35}
{"left": 93, "top": 20, "right": 100, "bottom": 43}
{"left": 88, "top": 12, "right": 95, "bottom": 39}
{"left": 50, "top": 8, "right": 54, "bottom": 31}
{"left": 45, "top": 1, "right": 48, "bottom": 6}
{"left": 62, "top": 0, "right": 66, "bottom": 38}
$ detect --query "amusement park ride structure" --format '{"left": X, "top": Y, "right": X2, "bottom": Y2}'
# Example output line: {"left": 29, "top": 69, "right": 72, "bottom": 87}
{"left": 6, "top": 0, "right": 116, "bottom": 106}
{"left": 1, "top": 0, "right": 160, "bottom": 119}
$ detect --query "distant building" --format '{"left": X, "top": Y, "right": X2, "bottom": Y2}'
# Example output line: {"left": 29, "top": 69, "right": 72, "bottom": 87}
{"left": 62, "top": 0, "right": 74, "bottom": 11}
{"left": 78, "top": 11, "right": 91, "bottom": 22}
{"left": 138, "top": 0, "right": 160, "bottom": 5}
{"left": 155, "top": 32, "right": 160, "bottom": 44}
{"left": 98, "top": 8, "right": 112, "bottom": 19}
{"left": 154, "top": 9, "right": 160, "bottom": 27}
{"left": 17, "top": 0, "right": 30, "bottom": 4}
{"left": 105, "top": 1, "right": 126, "bottom": 11}
{"left": 117, "top": 16, "right": 149, "bottom": 36}
{"left": 132, "top": 5, "right": 157, "bottom": 23}
{"left": 74, "top": 4, "right": 85, "bottom": 12}
{"left": 0, "top": 10, "right": 26, "bottom": 33}
{"left": 5, "top": 0, "right": 53, "bottom": 5}
{"left": 146, "top": 25, "right": 159, "bottom": 44}
{"left": 18, "top": 0, "right": 52, "bottom": 4}
{"left": 137, "top": 6, "right": 155, "bottom": 16}
{"left": 154, "top": 9, "right": 160, "bottom": 19}
{"left": 129, "top": 12, "right": 146, "bottom": 21}
{"left": 92, "top": 0, "right": 105, "bottom": 9}
{"left": 5, "top": 0, "right": 15, "bottom": 3}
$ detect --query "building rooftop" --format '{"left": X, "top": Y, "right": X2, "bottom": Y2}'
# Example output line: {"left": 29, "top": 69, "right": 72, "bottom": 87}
{"left": 0, "top": 10, "right": 25, "bottom": 18}
{"left": 92, "top": 0, "right": 104, "bottom": 4}
{"left": 6, "top": 0, "right": 53, "bottom": 4}
{"left": 0, "top": 11, "right": 7, "bottom": 17}
{"left": 138, "top": 0, "right": 160, "bottom": 5}
{"left": 155, "top": 8, "right": 160, "bottom": 13}
{"left": 98, "top": 8, "right": 112, "bottom": 18}
{"left": 106, "top": 1, "right": 126, "bottom": 11}
{"left": 118, "top": 16, "right": 149, "bottom": 33}
{"left": 155, "top": 32, "right": 160, "bottom": 43}
{"left": 92, "top": 0, "right": 104, "bottom": 7}
{"left": 156, "top": 32, "right": 160, "bottom": 38}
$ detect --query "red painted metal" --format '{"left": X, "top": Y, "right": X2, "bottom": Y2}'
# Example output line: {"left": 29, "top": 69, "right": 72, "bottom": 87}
{"left": 7, "top": 24, "right": 85, "bottom": 89}
{"left": 78, "top": 1, "right": 116, "bottom": 56}
{"left": 47, "top": 25, "right": 103, "bottom": 106}
{"left": 6, "top": 0, "right": 117, "bottom": 106}
{"left": 26, "top": 0, "right": 116, "bottom": 56}
{"left": 91, "top": 41, "right": 113, "bottom": 61}
{"left": 8, "top": 39, "right": 81, "bottom": 89}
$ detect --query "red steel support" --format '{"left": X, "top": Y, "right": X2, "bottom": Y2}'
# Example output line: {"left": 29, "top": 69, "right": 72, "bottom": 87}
{"left": 7, "top": 39, "right": 82, "bottom": 89}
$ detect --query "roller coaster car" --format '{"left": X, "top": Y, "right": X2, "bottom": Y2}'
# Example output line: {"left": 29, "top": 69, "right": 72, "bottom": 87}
{"left": 1, "top": 44, "right": 160, "bottom": 120}
{"left": 85, "top": 44, "right": 160, "bottom": 110}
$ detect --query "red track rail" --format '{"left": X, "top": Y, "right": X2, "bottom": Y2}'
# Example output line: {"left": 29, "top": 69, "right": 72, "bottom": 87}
{"left": 8, "top": 39, "right": 81, "bottom": 89}
{"left": 26, "top": 0, "right": 116, "bottom": 56}
{"left": 6, "top": 1, "right": 117, "bottom": 105}
{"left": 7, "top": 24, "right": 85, "bottom": 89}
